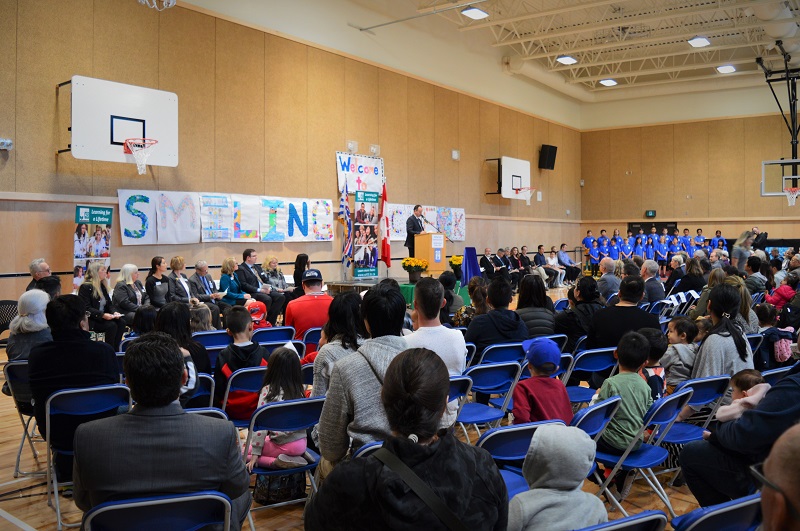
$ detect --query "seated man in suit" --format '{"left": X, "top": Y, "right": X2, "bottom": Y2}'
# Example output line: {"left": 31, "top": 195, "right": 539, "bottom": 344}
{"left": 480, "top": 248, "right": 507, "bottom": 282}
{"left": 169, "top": 256, "right": 223, "bottom": 329}
{"left": 640, "top": 259, "right": 666, "bottom": 303}
{"left": 189, "top": 260, "right": 232, "bottom": 324}
{"left": 73, "top": 332, "right": 251, "bottom": 530}
{"left": 596, "top": 258, "right": 621, "bottom": 300}
{"left": 237, "top": 248, "right": 284, "bottom": 326}
{"left": 533, "top": 246, "right": 558, "bottom": 287}
{"left": 498, "top": 248, "right": 521, "bottom": 291}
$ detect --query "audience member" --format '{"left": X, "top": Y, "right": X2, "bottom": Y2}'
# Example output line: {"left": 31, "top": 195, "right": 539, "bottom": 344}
{"left": 213, "top": 306, "right": 268, "bottom": 419}
{"left": 154, "top": 302, "right": 207, "bottom": 401}
{"left": 596, "top": 258, "right": 620, "bottom": 300}
{"left": 688, "top": 268, "right": 725, "bottom": 319}
{"left": 78, "top": 262, "right": 125, "bottom": 351}
{"left": 306, "top": 348, "right": 508, "bottom": 530}
{"left": 724, "top": 275, "right": 760, "bottom": 334}
{"left": 757, "top": 423, "right": 800, "bottom": 531}
{"left": 588, "top": 276, "right": 659, "bottom": 350}
{"left": 72, "top": 332, "right": 251, "bottom": 530}
{"left": 128, "top": 304, "right": 156, "bottom": 338}
{"left": 26, "top": 258, "right": 50, "bottom": 291}
{"left": 285, "top": 269, "right": 333, "bottom": 341}
{"left": 675, "top": 258, "right": 705, "bottom": 294}
{"left": 144, "top": 256, "right": 175, "bottom": 309}
{"left": 715, "top": 369, "right": 769, "bottom": 422}
{"left": 237, "top": 249, "right": 283, "bottom": 325}
{"left": 640, "top": 259, "right": 665, "bottom": 304}
{"left": 262, "top": 255, "right": 293, "bottom": 303}
{"left": 464, "top": 277, "right": 528, "bottom": 356}
{"left": 405, "top": 277, "right": 467, "bottom": 427}
{"left": 663, "top": 255, "right": 685, "bottom": 294}
{"left": 554, "top": 277, "right": 604, "bottom": 353}
{"left": 534, "top": 245, "right": 558, "bottom": 287}
{"left": 557, "top": 243, "right": 582, "bottom": 284}
{"left": 317, "top": 282, "right": 408, "bottom": 479}
{"left": 111, "top": 263, "right": 149, "bottom": 326}
{"left": 292, "top": 253, "right": 311, "bottom": 299}
{"left": 515, "top": 274, "right": 555, "bottom": 338}
{"left": 545, "top": 249, "right": 566, "bottom": 287}
{"left": 731, "top": 231, "right": 754, "bottom": 272}
{"left": 662, "top": 317, "right": 698, "bottom": 394}
{"left": 438, "top": 271, "right": 464, "bottom": 313}
{"left": 637, "top": 327, "right": 669, "bottom": 401}
{"left": 511, "top": 338, "right": 572, "bottom": 424}
{"left": 765, "top": 271, "right": 798, "bottom": 312}
{"left": 507, "top": 425, "right": 606, "bottom": 531}
{"left": 35, "top": 275, "right": 62, "bottom": 300}
{"left": 28, "top": 295, "right": 119, "bottom": 480}
{"left": 452, "top": 276, "right": 488, "bottom": 328}
{"left": 744, "top": 256, "right": 767, "bottom": 294}
{"left": 189, "top": 301, "right": 215, "bottom": 333}
{"left": 6, "top": 289, "right": 52, "bottom": 362}
{"left": 189, "top": 260, "right": 231, "bottom": 322}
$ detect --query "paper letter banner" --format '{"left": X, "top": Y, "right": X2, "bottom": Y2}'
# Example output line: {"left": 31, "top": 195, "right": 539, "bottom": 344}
{"left": 385, "top": 203, "right": 466, "bottom": 242}
{"left": 231, "top": 194, "right": 260, "bottom": 242}
{"left": 336, "top": 151, "right": 385, "bottom": 194}
{"left": 158, "top": 192, "right": 201, "bottom": 244}
{"left": 451, "top": 208, "right": 466, "bottom": 241}
{"left": 118, "top": 190, "right": 158, "bottom": 245}
{"left": 260, "top": 197, "right": 335, "bottom": 243}
{"left": 199, "top": 194, "right": 232, "bottom": 242}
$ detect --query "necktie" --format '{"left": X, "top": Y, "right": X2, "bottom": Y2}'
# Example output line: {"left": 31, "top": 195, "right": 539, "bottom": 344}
{"left": 202, "top": 276, "right": 212, "bottom": 295}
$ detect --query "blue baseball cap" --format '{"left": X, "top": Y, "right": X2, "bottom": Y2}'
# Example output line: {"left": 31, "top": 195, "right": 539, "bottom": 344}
{"left": 522, "top": 337, "right": 561, "bottom": 369}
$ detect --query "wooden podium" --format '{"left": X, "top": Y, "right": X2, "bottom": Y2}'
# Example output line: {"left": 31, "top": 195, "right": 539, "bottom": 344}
{"left": 415, "top": 233, "right": 446, "bottom": 276}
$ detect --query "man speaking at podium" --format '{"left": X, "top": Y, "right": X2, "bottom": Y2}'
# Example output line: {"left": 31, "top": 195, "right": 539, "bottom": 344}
{"left": 405, "top": 204, "right": 426, "bottom": 257}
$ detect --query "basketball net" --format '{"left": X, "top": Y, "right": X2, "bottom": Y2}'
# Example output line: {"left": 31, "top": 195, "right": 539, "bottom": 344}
{"left": 785, "top": 187, "right": 800, "bottom": 206}
{"left": 124, "top": 138, "right": 158, "bottom": 175}
{"left": 514, "top": 187, "right": 536, "bottom": 206}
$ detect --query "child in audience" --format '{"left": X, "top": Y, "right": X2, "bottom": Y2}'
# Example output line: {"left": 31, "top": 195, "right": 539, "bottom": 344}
{"left": 246, "top": 347, "right": 308, "bottom": 470}
{"left": 637, "top": 328, "right": 669, "bottom": 400}
{"left": 507, "top": 424, "right": 607, "bottom": 531}
{"left": 511, "top": 338, "right": 573, "bottom": 424}
{"left": 125, "top": 304, "right": 156, "bottom": 339}
{"left": 214, "top": 306, "right": 269, "bottom": 419}
{"left": 592, "top": 331, "right": 654, "bottom": 499}
{"left": 713, "top": 369, "right": 769, "bottom": 423}
{"left": 589, "top": 240, "right": 601, "bottom": 277}
{"left": 662, "top": 317, "right": 698, "bottom": 394}
{"left": 694, "top": 317, "right": 713, "bottom": 342}
{"left": 189, "top": 301, "right": 214, "bottom": 333}
{"left": 754, "top": 303, "right": 795, "bottom": 371}
{"left": 756, "top": 303, "right": 777, "bottom": 333}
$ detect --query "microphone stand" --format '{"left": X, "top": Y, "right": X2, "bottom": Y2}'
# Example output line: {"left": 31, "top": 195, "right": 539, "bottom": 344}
{"left": 422, "top": 216, "right": 454, "bottom": 243}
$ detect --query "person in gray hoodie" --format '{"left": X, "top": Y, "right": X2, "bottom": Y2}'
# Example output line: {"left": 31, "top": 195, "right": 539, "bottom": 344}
{"left": 507, "top": 424, "right": 608, "bottom": 531}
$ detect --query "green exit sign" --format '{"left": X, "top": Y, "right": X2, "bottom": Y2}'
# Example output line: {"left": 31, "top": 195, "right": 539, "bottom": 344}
{"left": 645, "top": 210, "right": 656, "bottom": 218}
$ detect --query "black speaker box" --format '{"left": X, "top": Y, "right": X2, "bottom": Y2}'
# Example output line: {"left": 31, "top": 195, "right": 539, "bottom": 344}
{"left": 538, "top": 144, "right": 557, "bottom": 170}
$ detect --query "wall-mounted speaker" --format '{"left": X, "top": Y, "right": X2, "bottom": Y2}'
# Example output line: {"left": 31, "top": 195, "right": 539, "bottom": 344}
{"left": 538, "top": 144, "right": 557, "bottom": 170}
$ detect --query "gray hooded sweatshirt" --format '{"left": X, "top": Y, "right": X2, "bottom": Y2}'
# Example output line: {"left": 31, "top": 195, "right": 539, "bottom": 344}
{"left": 507, "top": 424, "right": 608, "bottom": 531}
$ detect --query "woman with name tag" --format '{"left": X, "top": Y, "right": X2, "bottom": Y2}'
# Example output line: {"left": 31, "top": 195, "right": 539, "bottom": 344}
{"left": 145, "top": 256, "right": 175, "bottom": 309}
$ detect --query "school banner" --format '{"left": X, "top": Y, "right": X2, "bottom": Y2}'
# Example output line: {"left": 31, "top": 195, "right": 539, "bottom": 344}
{"left": 384, "top": 203, "right": 466, "bottom": 242}
{"left": 259, "top": 197, "right": 334, "bottom": 243}
{"left": 199, "top": 193, "right": 233, "bottom": 242}
{"left": 353, "top": 191, "right": 379, "bottom": 278}
{"left": 231, "top": 194, "right": 260, "bottom": 242}
{"left": 336, "top": 152, "right": 385, "bottom": 194}
{"left": 118, "top": 190, "right": 158, "bottom": 245}
{"left": 74, "top": 205, "right": 113, "bottom": 271}
{"left": 158, "top": 191, "right": 201, "bottom": 245}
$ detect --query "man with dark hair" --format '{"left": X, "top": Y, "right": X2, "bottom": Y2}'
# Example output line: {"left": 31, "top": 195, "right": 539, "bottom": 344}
{"left": 28, "top": 295, "right": 119, "bottom": 480}
{"left": 237, "top": 248, "right": 284, "bottom": 325}
{"left": 438, "top": 271, "right": 464, "bottom": 313}
{"left": 72, "top": 332, "right": 251, "bottom": 529}
{"left": 745, "top": 255, "right": 767, "bottom": 294}
{"left": 465, "top": 277, "right": 528, "bottom": 356}
{"left": 558, "top": 243, "right": 582, "bottom": 284}
{"left": 406, "top": 278, "right": 467, "bottom": 427}
{"left": 318, "top": 282, "right": 409, "bottom": 480}
{"left": 534, "top": 245, "right": 558, "bottom": 288}
{"left": 35, "top": 275, "right": 62, "bottom": 300}
{"left": 404, "top": 204, "right": 425, "bottom": 257}
{"left": 285, "top": 269, "right": 333, "bottom": 340}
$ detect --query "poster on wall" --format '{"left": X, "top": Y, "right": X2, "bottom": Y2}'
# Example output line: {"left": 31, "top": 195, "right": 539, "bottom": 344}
{"left": 387, "top": 203, "right": 414, "bottom": 241}
{"left": 74, "top": 205, "right": 113, "bottom": 274}
{"left": 231, "top": 194, "right": 260, "bottom": 242}
{"left": 384, "top": 203, "right": 466, "bottom": 242}
{"left": 353, "top": 190, "right": 379, "bottom": 278}
{"left": 157, "top": 191, "right": 201, "bottom": 245}
{"left": 118, "top": 190, "right": 158, "bottom": 245}
{"left": 199, "top": 193, "right": 232, "bottom": 242}
{"left": 336, "top": 151, "right": 385, "bottom": 194}
{"left": 259, "top": 197, "right": 335, "bottom": 243}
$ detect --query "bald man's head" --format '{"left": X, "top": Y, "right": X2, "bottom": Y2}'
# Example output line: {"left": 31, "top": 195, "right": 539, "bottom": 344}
{"left": 600, "top": 258, "right": 615, "bottom": 273}
{"left": 762, "top": 423, "right": 800, "bottom": 531}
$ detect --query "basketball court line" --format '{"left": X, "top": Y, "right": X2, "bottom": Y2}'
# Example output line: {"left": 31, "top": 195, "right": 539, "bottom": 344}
{"left": 0, "top": 508, "right": 37, "bottom": 531}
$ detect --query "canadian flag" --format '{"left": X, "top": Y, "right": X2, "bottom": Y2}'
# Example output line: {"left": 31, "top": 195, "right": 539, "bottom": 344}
{"left": 379, "top": 182, "right": 391, "bottom": 268}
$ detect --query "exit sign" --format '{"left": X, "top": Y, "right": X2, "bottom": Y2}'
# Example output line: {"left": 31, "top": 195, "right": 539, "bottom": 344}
{"left": 645, "top": 210, "right": 656, "bottom": 218}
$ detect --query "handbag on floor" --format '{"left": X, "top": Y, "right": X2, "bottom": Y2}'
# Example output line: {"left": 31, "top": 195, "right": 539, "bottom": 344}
{"left": 253, "top": 471, "right": 306, "bottom": 505}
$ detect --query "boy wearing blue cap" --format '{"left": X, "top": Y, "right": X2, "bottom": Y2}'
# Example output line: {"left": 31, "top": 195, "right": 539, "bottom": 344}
{"left": 511, "top": 338, "right": 573, "bottom": 424}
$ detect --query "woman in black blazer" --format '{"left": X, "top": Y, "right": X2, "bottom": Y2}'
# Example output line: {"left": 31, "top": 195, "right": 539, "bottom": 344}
{"left": 145, "top": 256, "right": 175, "bottom": 309}
{"left": 112, "top": 263, "right": 150, "bottom": 325}
{"left": 79, "top": 261, "right": 125, "bottom": 350}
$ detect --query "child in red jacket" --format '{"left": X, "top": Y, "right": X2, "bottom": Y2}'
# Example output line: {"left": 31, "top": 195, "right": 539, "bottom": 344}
{"left": 512, "top": 337, "right": 573, "bottom": 424}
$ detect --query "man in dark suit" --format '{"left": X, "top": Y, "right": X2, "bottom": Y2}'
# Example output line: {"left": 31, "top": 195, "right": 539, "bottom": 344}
{"left": 641, "top": 260, "right": 666, "bottom": 303}
{"left": 189, "top": 260, "right": 232, "bottom": 324}
{"left": 237, "top": 249, "right": 285, "bottom": 325}
{"left": 170, "top": 264, "right": 223, "bottom": 329}
{"left": 664, "top": 255, "right": 686, "bottom": 295}
{"left": 404, "top": 204, "right": 425, "bottom": 257}
{"left": 72, "top": 332, "right": 251, "bottom": 530}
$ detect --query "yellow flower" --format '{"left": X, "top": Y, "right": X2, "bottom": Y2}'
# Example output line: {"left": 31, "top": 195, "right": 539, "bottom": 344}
{"left": 449, "top": 255, "right": 463, "bottom": 266}
{"left": 401, "top": 257, "right": 429, "bottom": 272}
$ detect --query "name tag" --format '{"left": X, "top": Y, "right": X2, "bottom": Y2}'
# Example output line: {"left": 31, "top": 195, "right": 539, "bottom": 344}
{"left": 155, "top": 282, "right": 161, "bottom": 286}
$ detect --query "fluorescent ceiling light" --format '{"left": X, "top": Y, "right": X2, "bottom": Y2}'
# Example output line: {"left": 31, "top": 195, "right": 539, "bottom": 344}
{"left": 556, "top": 55, "right": 578, "bottom": 65}
{"left": 599, "top": 79, "right": 618, "bottom": 87}
{"left": 716, "top": 65, "right": 736, "bottom": 74}
{"left": 461, "top": 7, "right": 489, "bottom": 20}
{"left": 688, "top": 36, "right": 711, "bottom": 48}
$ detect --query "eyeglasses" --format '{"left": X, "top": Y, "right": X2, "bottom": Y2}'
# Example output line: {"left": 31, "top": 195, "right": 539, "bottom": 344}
{"left": 750, "top": 462, "right": 800, "bottom": 521}
{"left": 85, "top": 311, "right": 91, "bottom": 318}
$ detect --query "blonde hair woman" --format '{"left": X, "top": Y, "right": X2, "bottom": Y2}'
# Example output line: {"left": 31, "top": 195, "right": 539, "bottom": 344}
{"left": 79, "top": 262, "right": 124, "bottom": 350}
{"left": 112, "top": 263, "right": 150, "bottom": 325}
{"left": 731, "top": 231, "right": 754, "bottom": 272}
{"left": 189, "top": 301, "right": 214, "bottom": 333}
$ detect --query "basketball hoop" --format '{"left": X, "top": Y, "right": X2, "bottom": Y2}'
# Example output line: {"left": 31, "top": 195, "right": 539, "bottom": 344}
{"left": 124, "top": 138, "right": 158, "bottom": 175}
{"left": 514, "top": 187, "right": 536, "bottom": 206}
{"left": 785, "top": 187, "right": 800, "bottom": 206}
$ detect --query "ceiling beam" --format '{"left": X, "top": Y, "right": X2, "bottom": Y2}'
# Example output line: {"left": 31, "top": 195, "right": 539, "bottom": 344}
{"left": 588, "top": 68, "right": 761, "bottom": 90}
{"left": 568, "top": 56, "right": 757, "bottom": 82}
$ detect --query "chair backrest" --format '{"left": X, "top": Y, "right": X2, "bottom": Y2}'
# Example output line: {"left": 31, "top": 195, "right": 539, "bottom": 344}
{"left": 191, "top": 329, "right": 231, "bottom": 348}
{"left": 477, "top": 342, "right": 525, "bottom": 365}
{"left": 46, "top": 385, "right": 132, "bottom": 452}
{"left": 671, "top": 493, "right": 761, "bottom": 531}
{"left": 554, "top": 353, "right": 574, "bottom": 379}
{"left": 448, "top": 376, "right": 473, "bottom": 417}
{"left": 302, "top": 327, "right": 323, "bottom": 350}
{"left": 570, "top": 395, "right": 622, "bottom": 441}
{"left": 540, "top": 334, "right": 569, "bottom": 353}
{"left": 563, "top": 347, "right": 617, "bottom": 384}
{"left": 119, "top": 337, "right": 134, "bottom": 352}
{"left": 573, "top": 335, "right": 588, "bottom": 354}
{"left": 649, "top": 299, "right": 672, "bottom": 316}
{"left": 115, "top": 352, "right": 126, "bottom": 383}
{"left": 762, "top": 365, "right": 793, "bottom": 386}
{"left": 301, "top": 363, "right": 314, "bottom": 386}
{"left": 184, "top": 407, "right": 228, "bottom": 420}
{"left": 221, "top": 366, "right": 267, "bottom": 414}
{"left": 463, "top": 362, "right": 522, "bottom": 413}
{"left": 243, "top": 397, "right": 326, "bottom": 458}
{"left": 252, "top": 326, "right": 296, "bottom": 344}
{"left": 554, "top": 298, "right": 569, "bottom": 312}
{"left": 206, "top": 346, "right": 225, "bottom": 372}
{"left": 579, "top": 510, "right": 668, "bottom": 531}
{"left": 352, "top": 441, "right": 383, "bottom": 458}
{"left": 746, "top": 334, "right": 764, "bottom": 354}
{"left": 83, "top": 490, "right": 231, "bottom": 531}
{"left": 3, "top": 360, "right": 34, "bottom": 415}
{"left": 465, "top": 343, "right": 477, "bottom": 365}
{"left": 674, "top": 375, "right": 731, "bottom": 409}
{"left": 0, "top": 300, "right": 18, "bottom": 334}
{"left": 476, "top": 420, "right": 566, "bottom": 464}
{"left": 644, "top": 387, "right": 694, "bottom": 446}
{"left": 638, "top": 302, "right": 650, "bottom": 312}
{"left": 456, "top": 327, "right": 468, "bottom": 337}
{"left": 259, "top": 340, "right": 306, "bottom": 359}
{"left": 751, "top": 291, "right": 765, "bottom": 308}
{"left": 185, "top": 373, "right": 215, "bottom": 409}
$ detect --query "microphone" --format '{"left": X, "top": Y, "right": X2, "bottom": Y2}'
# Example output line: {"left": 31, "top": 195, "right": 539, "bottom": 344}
{"left": 421, "top": 214, "right": 426, "bottom": 220}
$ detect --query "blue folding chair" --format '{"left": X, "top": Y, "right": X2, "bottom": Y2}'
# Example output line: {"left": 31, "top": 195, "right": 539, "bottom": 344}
{"left": 563, "top": 348, "right": 618, "bottom": 405}
{"left": 578, "top": 510, "right": 668, "bottom": 531}
{"left": 573, "top": 335, "right": 589, "bottom": 354}
{"left": 115, "top": 353, "right": 126, "bottom": 383}
{"left": 192, "top": 329, "right": 231, "bottom": 348}
{"left": 456, "top": 326, "right": 468, "bottom": 337}
{"left": 663, "top": 375, "right": 731, "bottom": 446}
{"left": 476, "top": 420, "right": 565, "bottom": 500}
{"left": 648, "top": 299, "right": 673, "bottom": 316}
{"left": 570, "top": 395, "right": 622, "bottom": 441}
{"left": 541, "top": 334, "right": 569, "bottom": 353}
{"left": 302, "top": 327, "right": 323, "bottom": 352}
{"left": 448, "top": 376, "right": 473, "bottom": 419}
{"left": 465, "top": 343, "right": 477, "bottom": 365}
{"left": 206, "top": 346, "right": 225, "bottom": 372}
{"left": 259, "top": 340, "right": 306, "bottom": 359}
{"left": 554, "top": 353, "right": 574, "bottom": 380}
{"left": 221, "top": 366, "right": 268, "bottom": 427}
{"left": 457, "top": 362, "right": 522, "bottom": 443}
{"left": 83, "top": 490, "right": 232, "bottom": 531}
{"left": 746, "top": 334, "right": 764, "bottom": 354}
{"left": 762, "top": 365, "right": 793, "bottom": 386}
{"left": 593, "top": 387, "right": 694, "bottom": 519}
{"left": 119, "top": 337, "right": 134, "bottom": 352}
{"left": 476, "top": 342, "right": 525, "bottom": 365}
{"left": 352, "top": 441, "right": 383, "bottom": 458}
{"left": 554, "top": 298, "right": 569, "bottom": 311}
{"left": 3, "top": 360, "right": 44, "bottom": 478}
{"left": 671, "top": 492, "right": 761, "bottom": 531}
{"left": 252, "top": 326, "right": 296, "bottom": 344}
{"left": 184, "top": 373, "right": 215, "bottom": 409}
{"left": 184, "top": 407, "right": 228, "bottom": 420}
{"left": 46, "top": 385, "right": 132, "bottom": 530}
{"left": 751, "top": 291, "right": 765, "bottom": 308}
{"left": 638, "top": 302, "right": 651, "bottom": 312}
{"left": 242, "top": 396, "right": 326, "bottom": 513}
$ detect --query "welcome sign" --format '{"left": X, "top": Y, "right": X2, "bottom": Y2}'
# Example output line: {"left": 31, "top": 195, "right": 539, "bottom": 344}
{"left": 336, "top": 152, "right": 385, "bottom": 194}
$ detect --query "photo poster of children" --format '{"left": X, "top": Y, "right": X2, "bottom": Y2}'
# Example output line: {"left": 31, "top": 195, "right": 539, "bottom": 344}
{"left": 353, "top": 190, "right": 380, "bottom": 278}
{"left": 74, "top": 205, "right": 114, "bottom": 277}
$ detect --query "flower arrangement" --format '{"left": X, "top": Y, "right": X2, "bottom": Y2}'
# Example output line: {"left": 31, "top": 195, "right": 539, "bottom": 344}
{"left": 449, "top": 255, "right": 463, "bottom": 267}
{"left": 401, "top": 257, "right": 429, "bottom": 273}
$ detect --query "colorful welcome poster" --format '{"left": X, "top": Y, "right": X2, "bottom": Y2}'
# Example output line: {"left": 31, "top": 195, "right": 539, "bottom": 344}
{"left": 353, "top": 190, "right": 380, "bottom": 278}
{"left": 336, "top": 152, "right": 385, "bottom": 194}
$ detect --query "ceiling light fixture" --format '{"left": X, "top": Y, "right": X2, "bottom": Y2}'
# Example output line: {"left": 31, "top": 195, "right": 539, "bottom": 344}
{"left": 716, "top": 65, "right": 736, "bottom": 74}
{"left": 599, "top": 79, "right": 618, "bottom": 87}
{"left": 461, "top": 7, "right": 489, "bottom": 20}
{"left": 688, "top": 36, "right": 711, "bottom": 48}
{"left": 556, "top": 55, "right": 578, "bottom": 65}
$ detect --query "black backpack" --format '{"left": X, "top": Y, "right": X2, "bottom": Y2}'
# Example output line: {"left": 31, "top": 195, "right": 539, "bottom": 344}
{"left": 778, "top": 302, "right": 800, "bottom": 340}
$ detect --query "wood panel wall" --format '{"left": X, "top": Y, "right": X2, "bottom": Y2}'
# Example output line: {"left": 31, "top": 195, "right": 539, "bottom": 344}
{"left": 0, "top": 0, "right": 581, "bottom": 300}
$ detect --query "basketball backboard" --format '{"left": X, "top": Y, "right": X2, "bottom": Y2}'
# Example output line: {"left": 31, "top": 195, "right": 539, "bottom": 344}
{"left": 70, "top": 75, "right": 178, "bottom": 167}
{"left": 761, "top": 159, "right": 800, "bottom": 196}
{"left": 500, "top": 156, "right": 531, "bottom": 200}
